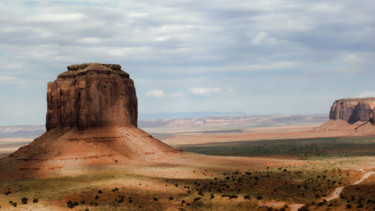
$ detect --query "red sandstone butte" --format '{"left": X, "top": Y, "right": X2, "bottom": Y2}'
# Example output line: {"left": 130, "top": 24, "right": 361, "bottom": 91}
{"left": 317, "top": 98, "right": 375, "bottom": 134}
{"left": 46, "top": 63, "right": 137, "bottom": 130}
{"left": 0, "top": 63, "right": 182, "bottom": 178}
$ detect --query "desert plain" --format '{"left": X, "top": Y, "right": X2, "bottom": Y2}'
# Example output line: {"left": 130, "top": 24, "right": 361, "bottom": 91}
{"left": 1, "top": 116, "right": 375, "bottom": 211}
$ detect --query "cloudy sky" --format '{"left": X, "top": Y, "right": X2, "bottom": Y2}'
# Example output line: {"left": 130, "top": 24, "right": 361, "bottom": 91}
{"left": 1, "top": 0, "right": 375, "bottom": 125}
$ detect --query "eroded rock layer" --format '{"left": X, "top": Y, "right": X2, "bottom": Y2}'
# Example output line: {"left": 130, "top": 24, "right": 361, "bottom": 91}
{"left": 46, "top": 63, "right": 137, "bottom": 130}
{"left": 329, "top": 98, "right": 375, "bottom": 124}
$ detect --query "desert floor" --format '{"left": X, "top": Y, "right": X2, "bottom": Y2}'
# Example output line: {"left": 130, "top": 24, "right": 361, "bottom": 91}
{"left": 1, "top": 123, "right": 375, "bottom": 210}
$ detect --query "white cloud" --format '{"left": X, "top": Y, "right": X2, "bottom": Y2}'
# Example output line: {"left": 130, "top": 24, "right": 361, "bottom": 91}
{"left": 190, "top": 88, "right": 222, "bottom": 96}
{"left": 146, "top": 91, "right": 183, "bottom": 98}
{"left": 359, "top": 91, "right": 375, "bottom": 98}
{"left": 146, "top": 90, "right": 165, "bottom": 98}
{"left": 190, "top": 88, "right": 235, "bottom": 97}
{"left": 78, "top": 37, "right": 102, "bottom": 44}
{"left": 170, "top": 92, "right": 183, "bottom": 98}
{"left": 128, "top": 13, "right": 148, "bottom": 18}
{"left": 26, "top": 13, "right": 85, "bottom": 23}
{"left": 252, "top": 32, "right": 278, "bottom": 46}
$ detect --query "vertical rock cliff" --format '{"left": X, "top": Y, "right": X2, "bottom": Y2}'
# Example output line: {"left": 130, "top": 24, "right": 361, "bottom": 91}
{"left": 46, "top": 63, "right": 137, "bottom": 130}
{"left": 329, "top": 98, "right": 375, "bottom": 124}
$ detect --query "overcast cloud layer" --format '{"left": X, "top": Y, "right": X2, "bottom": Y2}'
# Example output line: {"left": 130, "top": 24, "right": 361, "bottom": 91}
{"left": 1, "top": 0, "right": 375, "bottom": 125}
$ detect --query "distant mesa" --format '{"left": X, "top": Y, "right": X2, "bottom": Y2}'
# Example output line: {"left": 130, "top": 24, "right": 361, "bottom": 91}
{"left": 317, "top": 97, "right": 375, "bottom": 134}
{"left": 329, "top": 98, "right": 375, "bottom": 124}
{"left": 0, "top": 63, "right": 182, "bottom": 178}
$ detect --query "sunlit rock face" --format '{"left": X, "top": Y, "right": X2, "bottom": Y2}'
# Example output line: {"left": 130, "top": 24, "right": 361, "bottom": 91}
{"left": 46, "top": 63, "right": 138, "bottom": 130}
{"left": 329, "top": 98, "right": 375, "bottom": 124}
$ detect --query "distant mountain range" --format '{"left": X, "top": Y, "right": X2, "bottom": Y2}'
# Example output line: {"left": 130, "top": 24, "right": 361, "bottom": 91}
{"left": 0, "top": 114, "right": 328, "bottom": 138}
{"left": 138, "top": 112, "right": 248, "bottom": 120}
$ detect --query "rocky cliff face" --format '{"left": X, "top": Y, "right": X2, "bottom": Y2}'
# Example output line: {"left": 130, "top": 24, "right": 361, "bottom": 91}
{"left": 329, "top": 98, "right": 375, "bottom": 124}
{"left": 46, "top": 63, "right": 138, "bottom": 130}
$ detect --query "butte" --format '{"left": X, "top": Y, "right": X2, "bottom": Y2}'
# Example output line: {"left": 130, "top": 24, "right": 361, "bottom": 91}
{"left": 0, "top": 63, "right": 184, "bottom": 178}
{"left": 316, "top": 97, "right": 375, "bottom": 135}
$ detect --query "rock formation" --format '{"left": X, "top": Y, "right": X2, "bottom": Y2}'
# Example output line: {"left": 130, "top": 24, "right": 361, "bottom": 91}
{"left": 46, "top": 63, "right": 137, "bottom": 130}
{"left": 316, "top": 98, "right": 375, "bottom": 134}
{"left": 329, "top": 98, "right": 375, "bottom": 124}
{"left": 0, "top": 63, "right": 181, "bottom": 178}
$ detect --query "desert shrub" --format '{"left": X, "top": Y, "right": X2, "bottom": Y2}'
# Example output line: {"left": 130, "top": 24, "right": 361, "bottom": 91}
{"left": 153, "top": 197, "right": 158, "bottom": 201}
{"left": 228, "top": 194, "right": 238, "bottom": 199}
{"left": 298, "top": 205, "right": 309, "bottom": 211}
{"left": 169, "top": 197, "right": 173, "bottom": 200}
{"left": 194, "top": 197, "right": 201, "bottom": 202}
{"left": 5, "top": 191, "right": 11, "bottom": 195}
{"left": 244, "top": 195, "right": 251, "bottom": 199}
{"left": 33, "top": 198, "right": 39, "bottom": 203}
{"left": 67, "top": 201, "right": 78, "bottom": 209}
{"left": 317, "top": 201, "right": 325, "bottom": 206}
{"left": 8, "top": 201, "right": 17, "bottom": 207}
{"left": 98, "top": 190, "right": 102, "bottom": 194}
{"left": 257, "top": 196, "right": 263, "bottom": 200}
{"left": 210, "top": 194, "right": 214, "bottom": 199}
{"left": 95, "top": 195, "right": 99, "bottom": 199}
{"left": 21, "top": 197, "right": 28, "bottom": 204}
{"left": 346, "top": 204, "right": 352, "bottom": 209}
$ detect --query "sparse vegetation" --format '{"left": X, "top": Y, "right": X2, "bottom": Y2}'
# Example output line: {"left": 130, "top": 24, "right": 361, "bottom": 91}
{"left": 67, "top": 201, "right": 78, "bottom": 209}
{"left": 0, "top": 135, "right": 374, "bottom": 210}
{"left": 179, "top": 136, "right": 375, "bottom": 158}
{"left": 21, "top": 197, "right": 28, "bottom": 204}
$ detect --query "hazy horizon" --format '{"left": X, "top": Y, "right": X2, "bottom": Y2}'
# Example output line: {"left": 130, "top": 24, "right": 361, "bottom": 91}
{"left": 1, "top": 0, "right": 375, "bottom": 125}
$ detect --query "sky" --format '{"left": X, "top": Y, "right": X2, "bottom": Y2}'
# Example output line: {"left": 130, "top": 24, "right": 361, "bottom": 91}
{"left": 1, "top": 0, "right": 375, "bottom": 125}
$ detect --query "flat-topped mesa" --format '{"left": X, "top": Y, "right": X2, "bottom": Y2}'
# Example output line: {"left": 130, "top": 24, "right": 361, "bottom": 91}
{"left": 46, "top": 63, "right": 138, "bottom": 131}
{"left": 329, "top": 97, "right": 375, "bottom": 124}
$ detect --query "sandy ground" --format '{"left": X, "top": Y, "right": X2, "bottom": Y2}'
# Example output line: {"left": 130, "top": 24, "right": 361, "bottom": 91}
{"left": 0, "top": 138, "right": 33, "bottom": 155}
{"left": 159, "top": 123, "right": 375, "bottom": 147}
{"left": 0, "top": 125, "right": 320, "bottom": 155}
